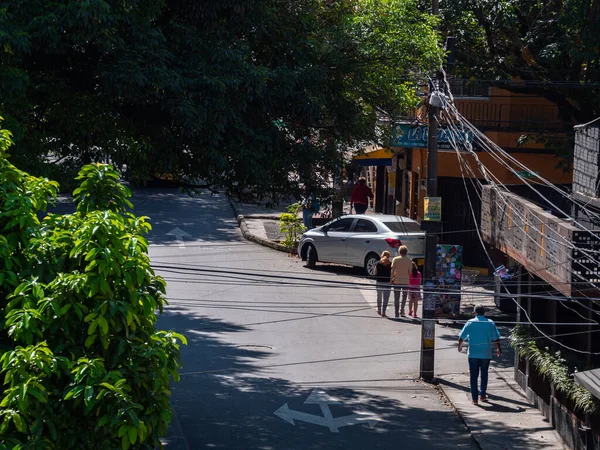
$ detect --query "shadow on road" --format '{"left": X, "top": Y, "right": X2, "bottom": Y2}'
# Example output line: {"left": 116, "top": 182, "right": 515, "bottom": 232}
{"left": 157, "top": 304, "right": 546, "bottom": 450}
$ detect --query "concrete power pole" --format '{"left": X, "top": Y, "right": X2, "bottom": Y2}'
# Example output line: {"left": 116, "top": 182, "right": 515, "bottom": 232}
{"left": 419, "top": 0, "right": 440, "bottom": 382}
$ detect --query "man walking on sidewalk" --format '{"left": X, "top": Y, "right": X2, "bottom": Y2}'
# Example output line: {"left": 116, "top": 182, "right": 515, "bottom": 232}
{"left": 457, "top": 304, "right": 502, "bottom": 405}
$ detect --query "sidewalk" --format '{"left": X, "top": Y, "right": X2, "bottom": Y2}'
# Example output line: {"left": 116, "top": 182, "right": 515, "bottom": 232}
{"left": 229, "top": 198, "right": 569, "bottom": 450}
{"left": 433, "top": 283, "right": 566, "bottom": 449}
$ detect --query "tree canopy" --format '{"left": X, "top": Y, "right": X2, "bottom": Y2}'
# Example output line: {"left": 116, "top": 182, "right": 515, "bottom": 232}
{"left": 0, "top": 0, "right": 442, "bottom": 199}
{"left": 439, "top": 0, "right": 600, "bottom": 130}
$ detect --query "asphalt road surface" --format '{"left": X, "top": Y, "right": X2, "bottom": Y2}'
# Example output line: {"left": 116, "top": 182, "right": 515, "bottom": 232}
{"left": 125, "top": 188, "right": 477, "bottom": 450}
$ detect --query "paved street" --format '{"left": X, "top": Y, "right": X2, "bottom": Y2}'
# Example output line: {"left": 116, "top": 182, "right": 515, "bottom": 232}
{"left": 129, "top": 188, "right": 476, "bottom": 450}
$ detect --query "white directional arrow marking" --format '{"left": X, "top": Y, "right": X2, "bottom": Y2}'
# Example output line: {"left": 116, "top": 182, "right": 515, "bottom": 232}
{"left": 274, "top": 403, "right": 331, "bottom": 428}
{"left": 274, "top": 388, "right": 381, "bottom": 433}
{"left": 166, "top": 227, "right": 191, "bottom": 248}
{"left": 304, "top": 388, "right": 342, "bottom": 432}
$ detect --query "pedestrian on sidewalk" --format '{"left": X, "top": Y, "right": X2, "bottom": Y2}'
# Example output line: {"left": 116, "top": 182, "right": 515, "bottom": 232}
{"left": 301, "top": 189, "right": 319, "bottom": 230}
{"left": 457, "top": 304, "right": 502, "bottom": 405}
{"left": 390, "top": 245, "right": 411, "bottom": 318}
{"left": 374, "top": 251, "right": 392, "bottom": 317}
{"left": 408, "top": 261, "right": 422, "bottom": 318}
{"left": 350, "top": 176, "right": 374, "bottom": 214}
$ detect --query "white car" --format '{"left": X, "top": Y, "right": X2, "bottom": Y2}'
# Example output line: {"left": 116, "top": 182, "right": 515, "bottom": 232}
{"left": 299, "top": 214, "right": 426, "bottom": 275}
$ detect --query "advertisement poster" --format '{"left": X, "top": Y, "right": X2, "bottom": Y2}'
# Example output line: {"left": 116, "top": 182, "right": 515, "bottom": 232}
{"left": 424, "top": 197, "right": 442, "bottom": 222}
{"left": 435, "top": 244, "right": 463, "bottom": 318}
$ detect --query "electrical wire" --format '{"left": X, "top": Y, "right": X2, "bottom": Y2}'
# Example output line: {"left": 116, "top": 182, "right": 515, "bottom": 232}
{"left": 444, "top": 117, "right": 600, "bottom": 354}
{"left": 177, "top": 328, "right": 600, "bottom": 377}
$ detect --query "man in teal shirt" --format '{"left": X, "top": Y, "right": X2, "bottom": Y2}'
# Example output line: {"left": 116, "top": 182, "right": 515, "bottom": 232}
{"left": 458, "top": 304, "right": 502, "bottom": 405}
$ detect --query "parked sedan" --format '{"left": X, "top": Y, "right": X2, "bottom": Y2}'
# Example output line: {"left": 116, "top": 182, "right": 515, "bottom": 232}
{"left": 298, "top": 214, "right": 426, "bottom": 275}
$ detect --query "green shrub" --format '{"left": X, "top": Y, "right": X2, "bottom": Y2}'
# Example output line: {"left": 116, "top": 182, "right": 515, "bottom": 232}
{"left": 0, "top": 122, "right": 185, "bottom": 449}
{"left": 510, "top": 326, "right": 599, "bottom": 414}
{"left": 279, "top": 202, "right": 306, "bottom": 249}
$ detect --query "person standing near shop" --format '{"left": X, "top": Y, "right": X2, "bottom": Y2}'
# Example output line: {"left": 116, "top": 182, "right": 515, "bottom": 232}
{"left": 390, "top": 245, "right": 412, "bottom": 318}
{"left": 350, "top": 176, "right": 374, "bottom": 214}
{"left": 301, "top": 188, "right": 319, "bottom": 230}
{"left": 458, "top": 304, "right": 502, "bottom": 405}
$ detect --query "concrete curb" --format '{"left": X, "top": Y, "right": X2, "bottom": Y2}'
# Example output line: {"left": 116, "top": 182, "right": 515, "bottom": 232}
{"left": 434, "top": 382, "right": 483, "bottom": 450}
{"left": 227, "top": 196, "right": 292, "bottom": 254}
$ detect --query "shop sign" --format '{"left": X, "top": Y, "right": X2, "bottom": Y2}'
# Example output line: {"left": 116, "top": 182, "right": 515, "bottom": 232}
{"left": 424, "top": 197, "right": 442, "bottom": 222}
{"left": 515, "top": 170, "right": 538, "bottom": 179}
{"left": 390, "top": 124, "right": 473, "bottom": 149}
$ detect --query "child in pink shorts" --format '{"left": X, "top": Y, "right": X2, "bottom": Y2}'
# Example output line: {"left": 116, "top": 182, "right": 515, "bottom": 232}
{"left": 408, "top": 261, "right": 422, "bottom": 318}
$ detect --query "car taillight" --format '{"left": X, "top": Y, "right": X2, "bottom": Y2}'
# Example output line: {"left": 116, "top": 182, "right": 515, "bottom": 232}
{"left": 385, "top": 238, "right": 402, "bottom": 248}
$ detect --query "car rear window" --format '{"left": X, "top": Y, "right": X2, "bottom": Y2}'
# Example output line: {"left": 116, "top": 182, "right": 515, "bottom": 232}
{"left": 383, "top": 221, "right": 421, "bottom": 233}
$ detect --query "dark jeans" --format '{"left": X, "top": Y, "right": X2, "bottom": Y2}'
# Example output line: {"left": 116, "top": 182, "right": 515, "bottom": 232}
{"left": 393, "top": 286, "right": 408, "bottom": 316}
{"left": 354, "top": 203, "right": 368, "bottom": 214}
{"left": 468, "top": 358, "right": 491, "bottom": 401}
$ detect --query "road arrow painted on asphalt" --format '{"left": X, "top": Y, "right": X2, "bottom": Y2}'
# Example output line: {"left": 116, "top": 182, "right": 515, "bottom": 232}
{"left": 274, "top": 403, "right": 332, "bottom": 428}
{"left": 274, "top": 388, "right": 380, "bottom": 432}
{"left": 166, "top": 227, "right": 191, "bottom": 248}
{"left": 304, "top": 388, "right": 342, "bottom": 432}
{"left": 304, "top": 388, "right": 342, "bottom": 406}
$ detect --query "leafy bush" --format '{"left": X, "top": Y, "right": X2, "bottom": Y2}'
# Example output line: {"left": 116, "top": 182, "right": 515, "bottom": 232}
{"left": 279, "top": 202, "right": 306, "bottom": 249}
{"left": 510, "top": 326, "right": 599, "bottom": 414}
{"left": 0, "top": 122, "right": 185, "bottom": 449}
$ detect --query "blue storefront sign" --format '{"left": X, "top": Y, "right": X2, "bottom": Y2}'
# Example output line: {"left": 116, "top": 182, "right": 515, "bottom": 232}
{"left": 390, "top": 123, "right": 473, "bottom": 149}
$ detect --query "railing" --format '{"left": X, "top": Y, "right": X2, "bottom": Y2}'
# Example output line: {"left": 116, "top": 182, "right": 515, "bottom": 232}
{"left": 456, "top": 102, "right": 564, "bottom": 132}
{"left": 396, "top": 103, "right": 564, "bottom": 133}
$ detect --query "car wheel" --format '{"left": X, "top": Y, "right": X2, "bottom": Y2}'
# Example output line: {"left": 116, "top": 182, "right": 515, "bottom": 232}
{"left": 306, "top": 244, "right": 318, "bottom": 269}
{"left": 364, "top": 252, "right": 379, "bottom": 276}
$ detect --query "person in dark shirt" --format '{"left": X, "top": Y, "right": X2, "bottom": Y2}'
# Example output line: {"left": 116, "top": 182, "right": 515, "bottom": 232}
{"left": 350, "top": 176, "right": 374, "bottom": 214}
{"left": 374, "top": 250, "right": 392, "bottom": 317}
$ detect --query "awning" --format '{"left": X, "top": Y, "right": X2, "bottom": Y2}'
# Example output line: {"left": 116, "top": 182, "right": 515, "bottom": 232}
{"left": 354, "top": 148, "right": 394, "bottom": 167}
{"left": 574, "top": 369, "right": 600, "bottom": 399}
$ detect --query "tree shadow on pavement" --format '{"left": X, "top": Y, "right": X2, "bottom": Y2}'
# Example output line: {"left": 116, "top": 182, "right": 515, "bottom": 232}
{"left": 156, "top": 304, "right": 552, "bottom": 450}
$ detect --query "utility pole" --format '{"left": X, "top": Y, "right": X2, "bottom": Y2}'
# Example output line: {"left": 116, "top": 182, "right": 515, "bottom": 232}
{"left": 419, "top": 0, "right": 440, "bottom": 382}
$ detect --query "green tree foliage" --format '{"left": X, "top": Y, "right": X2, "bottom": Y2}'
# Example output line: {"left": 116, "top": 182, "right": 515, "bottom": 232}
{"left": 0, "top": 0, "right": 442, "bottom": 199}
{"left": 439, "top": 0, "right": 600, "bottom": 128}
{"left": 0, "top": 123, "right": 185, "bottom": 449}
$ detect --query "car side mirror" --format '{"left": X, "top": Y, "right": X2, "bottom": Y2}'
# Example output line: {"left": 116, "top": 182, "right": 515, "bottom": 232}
{"left": 321, "top": 225, "right": 329, "bottom": 233}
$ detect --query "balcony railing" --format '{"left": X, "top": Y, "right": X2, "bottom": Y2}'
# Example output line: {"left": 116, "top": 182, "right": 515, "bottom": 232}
{"left": 397, "top": 102, "right": 564, "bottom": 133}
{"left": 456, "top": 102, "right": 563, "bottom": 132}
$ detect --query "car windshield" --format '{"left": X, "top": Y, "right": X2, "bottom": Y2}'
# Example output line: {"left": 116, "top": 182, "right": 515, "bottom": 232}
{"left": 383, "top": 221, "right": 421, "bottom": 233}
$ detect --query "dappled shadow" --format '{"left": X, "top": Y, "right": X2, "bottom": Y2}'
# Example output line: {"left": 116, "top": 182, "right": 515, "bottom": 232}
{"left": 156, "top": 304, "right": 476, "bottom": 449}
{"left": 156, "top": 301, "right": 551, "bottom": 449}
{"left": 438, "top": 378, "right": 530, "bottom": 411}
{"left": 436, "top": 375, "right": 561, "bottom": 449}
{"left": 45, "top": 188, "right": 244, "bottom": 246}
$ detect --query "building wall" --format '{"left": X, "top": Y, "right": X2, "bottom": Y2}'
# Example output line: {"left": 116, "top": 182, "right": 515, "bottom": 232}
{"left": 409, "top": 150, "right": 572, "bottom": 223}
{"left": 454, "top": 85, "right": 563, "bottom": 133}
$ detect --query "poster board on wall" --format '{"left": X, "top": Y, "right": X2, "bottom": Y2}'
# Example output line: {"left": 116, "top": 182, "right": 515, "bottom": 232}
{"left": 435, "top": 244, "right": 463, "bottom": 318}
